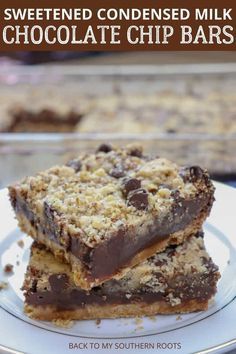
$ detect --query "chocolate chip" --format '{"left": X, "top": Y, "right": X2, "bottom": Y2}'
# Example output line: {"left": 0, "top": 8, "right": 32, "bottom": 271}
{"left": 190, "top": 166, "right": 203, "bottom": 180}
{"left": 196, "top": 231, "right": 204, "bottom": 238}
{"left": 44, "top": 201, "right": 56, "bottom": 221}
{"left": 171, "top": 189, "right": 181, "bottom": 200}
{"left": 153, "top": 272, "right": 165, "bottom": 282}
{"left": 127, "top": 188, "right": 149, "bottom": 210}
{"left": 128, "top": 147, "right": 143, "bottom": 158}
{"left": 180, "top": 165, "right": 204, "bottom": 183}
{"left": 66, "top": 159, "right": 82, "bottom": 172}
{"left": 167, "top": 248, "right": 176, "bottom": 257}
{"left": 155, "top": 259, "right": 167, "bottom": 267}
{"left": 92, "top": 286, "right": 102, "bottom": 293}
{"left": 109, "top": 165, "right": 125, "bottom": 178}
{"left": 9, "top": 192, "right": 17, "bottom": 209}
{"left": 96, "top": 144, "right": 113, "bottom": 153}
{"left": 122, "top": 178, "right": 141, "bottom": 196}
{"left": 30, "top": 279, "right": 37, "bottom": 293}
{"left": 34, "top": 243, "right": 46, "bottom": 251}
{"left": 149, "top": 187, "right": 158, "bottom": 194}
{"left": 49, "top": 274, "right": 69, "bottom": 292}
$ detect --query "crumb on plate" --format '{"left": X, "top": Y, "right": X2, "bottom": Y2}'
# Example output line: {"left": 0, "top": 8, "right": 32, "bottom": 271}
{"left": 17, "top": 239, "right": 24, "bottom": 248}
{"left": 4, "top": 264, "right": 14, "bottom": 274}
{"left": 0, "top": 281, "right": 8, "bottom": 290}
{"left": 52, "top": 319, "right": 74, "bottom": 328}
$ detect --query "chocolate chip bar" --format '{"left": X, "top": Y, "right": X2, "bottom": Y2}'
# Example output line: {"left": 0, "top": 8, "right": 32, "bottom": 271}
{"left": 77, "top": 92, "right": 236, "bottom": 135}
{"left": 9, "top": 144, "right": 215, "bottom": 290}
{"left": 22, "top": 233, "right": 220, "bottom": 321}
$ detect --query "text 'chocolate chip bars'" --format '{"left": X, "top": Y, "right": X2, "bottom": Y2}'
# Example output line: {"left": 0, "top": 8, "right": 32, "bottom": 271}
{"left": 9, "top": 144, "right": 215, "bottom": 290}
{"left": 22, "top": 233, "right": 220, "bottom": 321}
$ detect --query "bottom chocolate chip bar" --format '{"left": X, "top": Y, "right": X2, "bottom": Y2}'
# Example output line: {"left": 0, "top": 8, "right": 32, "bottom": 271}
{"left": 22, "top": 233, "right": 220, "bottom": 321}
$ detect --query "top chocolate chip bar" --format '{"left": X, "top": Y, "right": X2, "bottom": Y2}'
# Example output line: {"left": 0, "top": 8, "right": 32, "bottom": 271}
{"left": 9, "top": 144, "right": 215, "bottom": 290}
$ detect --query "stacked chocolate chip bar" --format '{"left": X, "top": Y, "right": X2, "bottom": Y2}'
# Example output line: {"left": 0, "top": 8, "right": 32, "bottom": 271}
{"left": 9, "top": 144, "right": 220, "bottom": 321}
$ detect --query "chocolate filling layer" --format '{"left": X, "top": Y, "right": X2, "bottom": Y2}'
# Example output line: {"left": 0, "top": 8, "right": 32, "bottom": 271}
{"left": 11, "top": 191, "right": 213, "bottom": 280}
{"left": 88, "top": 195, "right": 213, "bottom": 278}
{"left": 24, "top": 270, "right": 218, "bottom": 311}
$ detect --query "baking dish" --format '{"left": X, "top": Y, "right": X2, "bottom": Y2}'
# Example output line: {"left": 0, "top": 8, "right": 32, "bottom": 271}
{"left": 0, "top": 63, "right": 236, "bottom": 187}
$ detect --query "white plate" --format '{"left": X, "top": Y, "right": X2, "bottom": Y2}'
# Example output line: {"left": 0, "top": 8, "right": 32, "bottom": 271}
{"left": 0, "top": 182, "right": 236, "bottom": 354}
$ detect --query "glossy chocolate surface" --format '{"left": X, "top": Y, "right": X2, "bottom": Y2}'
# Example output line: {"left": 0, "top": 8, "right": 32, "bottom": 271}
{"left": 12, "top": 191, "right": 213, "bottom": 280}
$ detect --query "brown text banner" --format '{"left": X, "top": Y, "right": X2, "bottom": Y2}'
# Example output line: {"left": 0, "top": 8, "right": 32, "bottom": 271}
{"left": 0, "top": 0, "right": 235, "bottom": 51}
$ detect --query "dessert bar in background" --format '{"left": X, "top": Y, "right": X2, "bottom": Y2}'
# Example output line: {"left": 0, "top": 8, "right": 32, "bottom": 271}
{"left": 0, "top": 91, "right": 85, "bottom": 133}
{"left": 22, "top": 233, "right": 220, "bottom": 321}
{"left": 0, "top": 90, "right": 235, "bottom": 134}
{"left": 1, "top": 74, "right": 236, "bottom": 183}
{"left": 9, "top": 144, "right": 215, "bottom": 290}
{"left": 7, "top": 108, "right": 82, "bottom": 133}
{"left": 76, "top": 92, "right": 236, "bottom": 134}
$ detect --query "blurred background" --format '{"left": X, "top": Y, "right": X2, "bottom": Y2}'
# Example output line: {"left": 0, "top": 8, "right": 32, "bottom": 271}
{"left": 1, "top": 51, "right": 236, "bottom": 65}
{"left": 0, "top": 51, "right": 236, "bottom": 187}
